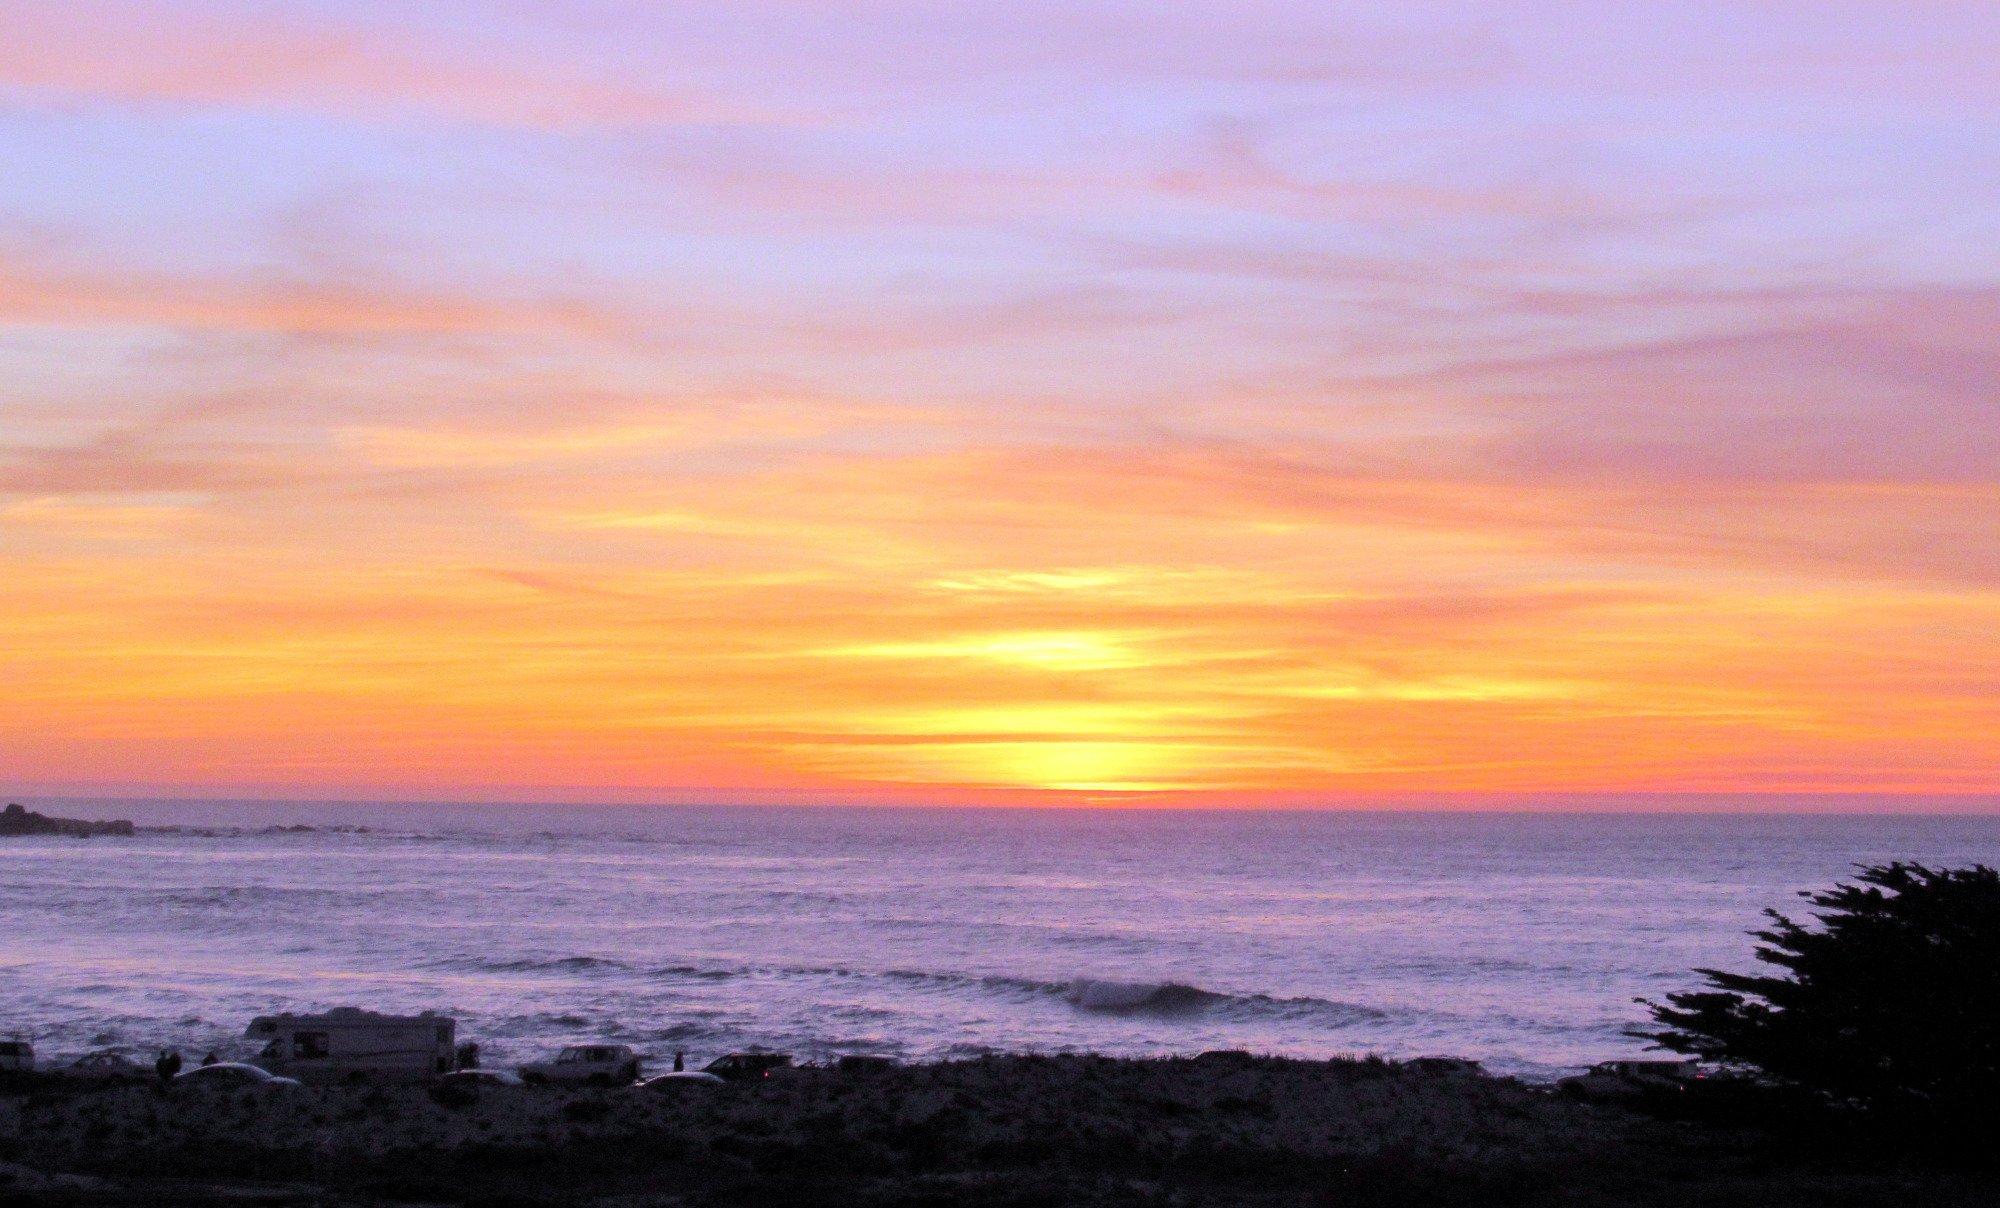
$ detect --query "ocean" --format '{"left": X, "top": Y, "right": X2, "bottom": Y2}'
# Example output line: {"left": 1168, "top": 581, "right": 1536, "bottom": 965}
{"left": 6, "top": 802, "right": 1996, "bottom": 1081}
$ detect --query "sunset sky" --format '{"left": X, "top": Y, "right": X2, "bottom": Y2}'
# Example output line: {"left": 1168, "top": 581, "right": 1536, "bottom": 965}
{"left": 2, "top": 2, "right": 1996, "bottom": 806}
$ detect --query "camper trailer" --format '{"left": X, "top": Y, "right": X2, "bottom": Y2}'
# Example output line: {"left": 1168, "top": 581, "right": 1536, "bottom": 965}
{"left": 245, "top": 1008, "right": 455, "bottom": 1083}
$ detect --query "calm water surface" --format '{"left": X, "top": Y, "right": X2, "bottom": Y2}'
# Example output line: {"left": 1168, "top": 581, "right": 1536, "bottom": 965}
{"left": 6, "top": 802, "right": 1996, "bottom": 1080}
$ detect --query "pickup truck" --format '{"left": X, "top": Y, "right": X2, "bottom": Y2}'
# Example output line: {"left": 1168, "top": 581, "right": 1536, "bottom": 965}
{"left": 519, "top": 1044, "right": 642, "bottom": 1086}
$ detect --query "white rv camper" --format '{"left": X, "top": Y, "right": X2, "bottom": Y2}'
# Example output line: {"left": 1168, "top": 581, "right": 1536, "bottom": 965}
{"left": 245, "top": 1008, "right": 455, "bottom": 1083}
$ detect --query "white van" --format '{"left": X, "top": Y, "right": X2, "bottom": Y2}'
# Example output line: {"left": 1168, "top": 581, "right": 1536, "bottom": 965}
{"left": 245, "top": 1008, "right": 456, "bottom": 1083}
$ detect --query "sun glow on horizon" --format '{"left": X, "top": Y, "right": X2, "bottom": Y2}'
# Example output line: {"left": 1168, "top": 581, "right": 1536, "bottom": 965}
{"left": 0, "top": 2, "right": 1996, "bottom": 805}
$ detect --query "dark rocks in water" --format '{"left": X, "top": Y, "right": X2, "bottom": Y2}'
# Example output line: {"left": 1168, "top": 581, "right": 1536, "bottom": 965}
{"left": 0, "top": 803, "right": 135, "bottom": 838}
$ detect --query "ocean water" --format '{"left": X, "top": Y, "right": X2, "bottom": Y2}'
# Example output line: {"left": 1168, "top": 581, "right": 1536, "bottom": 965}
{"left": 5, "top": 802, "right": 1996, "bottom": 1081}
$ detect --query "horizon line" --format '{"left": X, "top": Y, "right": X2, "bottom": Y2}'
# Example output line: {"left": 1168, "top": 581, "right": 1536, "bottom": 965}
{"left": 17, "top": 789, "right": 2000, "bottom": 817}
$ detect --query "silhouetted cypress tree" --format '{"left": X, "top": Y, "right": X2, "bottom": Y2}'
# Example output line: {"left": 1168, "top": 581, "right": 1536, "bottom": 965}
{"left": 1641, "top": 862, "right": 2000, "bottom": 1135}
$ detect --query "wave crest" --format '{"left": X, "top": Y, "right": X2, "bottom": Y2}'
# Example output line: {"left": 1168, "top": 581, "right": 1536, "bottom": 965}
{"left": 426, "top": 956, "right": 1386, "bottom": 1030}
{"left": 1062, "top": 979, "right": 1222, "bottom": 1014}
{"left": 432, "top": 954, "right": 632, "bottom": 974}
{"left": 881, "top": 969, "right": 1384, "bottom": 1025}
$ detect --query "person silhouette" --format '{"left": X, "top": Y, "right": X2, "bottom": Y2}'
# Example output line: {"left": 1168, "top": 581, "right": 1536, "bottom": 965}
{"left": 673, "top": 1050, "right": 684, "bottom": 1072}
{"left": 200, "top": 1050, "right": 218, "bottom": 1066}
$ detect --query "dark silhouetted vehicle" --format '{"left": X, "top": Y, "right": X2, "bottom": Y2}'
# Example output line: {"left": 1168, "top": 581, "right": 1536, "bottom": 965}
{"left": 438, "top": 1068, "right": 524, "bottom": 1087}
{"left": 1557, "top": 1059, "right": 1701, "bottom": 1100}
{"left": 704, "top": 1052, "right": 793, "bottom": 1081}
{"left": 639, "top": 1071, "right": 726, "bottom": 1091}
{"left": 174, "top": 1062, "right": 303, "bottom": 1088}
{"left": 0, "top": 1040, "right": 35, "bottom": 1074}
{"left": 431, "top": 1067, "right": 524, "bottom": 1105}
{"left": 1406, "top": 1057, "right": 1483, "bottom": 1077}
{"left": 62, "top": 1051, "right": 148, "bottom": 1081}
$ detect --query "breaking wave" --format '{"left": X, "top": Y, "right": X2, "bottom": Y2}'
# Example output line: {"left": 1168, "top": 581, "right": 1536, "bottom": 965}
{"left": 1062, "top": 979, "right": 1224, "bottom": 1014}
{"left": 650, "top": 964, "right": 744, "bottom": 981}
{"left": 430, "top": 954, "right": 634, "bottom": 975}
{"left": 1059, "top": 977, "right": 1386, "bottom": 1025}
{"left": 425, "top": 957, "right": 1385, "bottom": 1030}
{"left": 876, "top": 969, "right": 1384, "bottom": 1026}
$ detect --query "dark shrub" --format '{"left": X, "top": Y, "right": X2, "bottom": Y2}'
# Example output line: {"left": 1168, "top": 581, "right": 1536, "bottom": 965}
{"left": 1641, "top": 863, "right": 2000, "bottom": 1150}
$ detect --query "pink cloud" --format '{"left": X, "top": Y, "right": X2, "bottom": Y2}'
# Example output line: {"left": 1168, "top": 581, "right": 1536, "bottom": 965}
{"left": 0, "top": 2, "right": 790, "bottom": 128}
{"left": 1154, "top": 117, "right": 1606, "bottom": 223}
{"left": 1464, "top": 286, "right": 2000, "bottom": 485}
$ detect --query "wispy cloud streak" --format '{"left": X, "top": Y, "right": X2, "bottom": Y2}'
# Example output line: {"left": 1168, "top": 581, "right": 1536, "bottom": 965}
{"left": 1, "top": 2, "right": 1995, "bottom": 803}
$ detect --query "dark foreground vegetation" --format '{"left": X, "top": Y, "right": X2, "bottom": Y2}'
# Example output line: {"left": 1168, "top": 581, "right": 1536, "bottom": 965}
{"left": 1643, "top": 861, "right": 2000, "bottom": 1156}
{"left": 5, "top": 1053, "right": 1998, "bottom": 1207}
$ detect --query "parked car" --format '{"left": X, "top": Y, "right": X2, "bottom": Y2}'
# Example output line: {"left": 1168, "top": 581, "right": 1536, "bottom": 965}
{"left": 638, "top": 1071, "right": 726, "bottom": 1091}
{"left": 431, "top": 1067, "right": 525, "bottom": 1106}
{"left": 1406, "top": 1057, "right": 1483, "bottom": 1077}
{"left": 438, "top": 1068, "right": 524, "bottom": 1088}
{"left": 1557, "top": 1059, "right": 1702, "bottom": 1101}
{"left": 62, "top": 1052, "right": 148, "bottom": 1081}
{"left": 703, "top": 1053, "right": 793, "bottom": 1082}
{"left": 519, "top": 1044, "right": 641, "bottom": 1086}
{"left": 174, "top": 1062, "right": 303, "bottom": 1088}
{"left": 0, "top": 1040, "right": 33, "bottom": 1074}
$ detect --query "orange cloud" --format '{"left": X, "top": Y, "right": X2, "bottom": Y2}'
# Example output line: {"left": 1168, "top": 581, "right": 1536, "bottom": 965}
{"left": 5, "top": 425, "right": 1994, "bottom": 801}
{"left": 0, "top": 250, "right": 634, "bottom": 340}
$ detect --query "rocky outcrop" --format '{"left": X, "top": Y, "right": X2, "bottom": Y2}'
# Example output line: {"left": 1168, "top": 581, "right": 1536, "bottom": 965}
{"left": 0, "top": 803, "right": 135, "bottom": 837}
